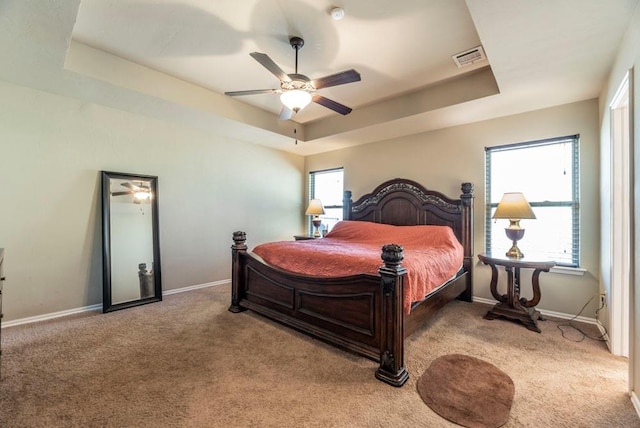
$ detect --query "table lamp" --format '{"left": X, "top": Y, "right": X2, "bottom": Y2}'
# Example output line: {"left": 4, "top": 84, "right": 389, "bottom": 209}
{"left": 305, "top": 199, "right": 325, "bottom": 237}
{"left": 493, "top": 192, "right": 536, "bottom": 258}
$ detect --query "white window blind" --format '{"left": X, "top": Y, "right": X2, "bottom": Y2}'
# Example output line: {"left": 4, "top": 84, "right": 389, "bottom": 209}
{"left": 309, "top": 168, "right": 344, "bottom": 234}
{"left": 485, "top": 135, "right": 580, "bottom": 266}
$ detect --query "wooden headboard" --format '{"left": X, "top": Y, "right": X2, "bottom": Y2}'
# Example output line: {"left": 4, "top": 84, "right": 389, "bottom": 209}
{"left": 343, "top": 178, "right": 474, "bottom": 263}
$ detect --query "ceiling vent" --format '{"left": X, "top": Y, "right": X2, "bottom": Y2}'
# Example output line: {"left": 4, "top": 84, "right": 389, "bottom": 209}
{"left": 452, "top": 46, "right": 487, "bottom": 68}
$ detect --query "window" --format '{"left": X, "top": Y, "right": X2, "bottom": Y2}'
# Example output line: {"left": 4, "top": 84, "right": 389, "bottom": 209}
{"left": 485, "top": 135, "right": 579, "bottom": 266}
{"left": 309, "top": 168, "right": 344, "bottom": 234}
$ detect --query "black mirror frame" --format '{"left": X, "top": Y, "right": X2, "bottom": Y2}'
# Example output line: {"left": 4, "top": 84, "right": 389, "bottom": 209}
{"left": 101, "top": 171, "right": 162, "bottom": 313}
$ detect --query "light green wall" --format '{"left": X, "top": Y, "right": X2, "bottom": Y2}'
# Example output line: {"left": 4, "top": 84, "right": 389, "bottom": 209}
{"left": 0, "top": 80, "right": 304, "bottom": 321}
{"left": 305, "top": 99, "right": 601, "bottom": 317}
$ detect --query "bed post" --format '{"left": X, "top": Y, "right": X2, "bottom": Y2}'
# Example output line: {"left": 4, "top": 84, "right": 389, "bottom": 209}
{"left": 376, "top": 244, "right": 409, "bottom": 387}
{"left": 459, "top": 182, "right": 474, "bottom": 302}
{"left": 343, "top": 190, "right": 353, "bottom": 220}
{"left": 229, "top": 231, "right": 248, "bottom": 313}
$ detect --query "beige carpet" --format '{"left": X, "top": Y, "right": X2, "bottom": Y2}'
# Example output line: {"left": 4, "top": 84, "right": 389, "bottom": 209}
{"left": 0, "top": 285, "right": 637, "bottom": 427}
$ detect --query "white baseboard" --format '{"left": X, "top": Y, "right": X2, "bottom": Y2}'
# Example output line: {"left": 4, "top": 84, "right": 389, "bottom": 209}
{"left": 596, "top": 319, "right": 612, "bottom": 351}
{"left": 472, "top": 296, "right": 597, "bottom": 325}
{"left": 631, "top": 391, "right": 640, "bottom": 419}
{"left": 162, "top": 279, "right": 229, "bottom": 295}
{"left": 3, "top": 303, "right": 104, "bottom": 329}
{"left": 3, "top": 286, "right": 595, "bottom": 328}
{"left": 2, "top": 279, "right": 230, "bottom": 328}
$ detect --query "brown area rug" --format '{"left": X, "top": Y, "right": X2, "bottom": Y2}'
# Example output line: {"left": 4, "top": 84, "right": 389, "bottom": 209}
{"left": 417, "top": 354, "right": 515, "bottom": 428}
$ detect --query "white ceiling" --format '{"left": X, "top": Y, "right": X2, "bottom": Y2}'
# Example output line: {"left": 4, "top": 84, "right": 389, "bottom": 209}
{"left": 2, "top": 1, "right": 638, "bottom": 155}
{"left": 72, "top": 0, "right": 490, "bottom": 125}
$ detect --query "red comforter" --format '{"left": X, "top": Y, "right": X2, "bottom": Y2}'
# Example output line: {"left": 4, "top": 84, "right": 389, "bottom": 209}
{"left": 252, "top": 221, "right": 464, "bottom": 313}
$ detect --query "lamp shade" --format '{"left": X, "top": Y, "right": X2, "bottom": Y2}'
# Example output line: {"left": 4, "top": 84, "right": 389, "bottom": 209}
{"left": 493, "top": 192, "right": 536, "bottom": 220}
{"left": 305, "top": 199, "right": 325, "bottom": 216}
{"left": 280, "top": 89, "right": 312, "bottom": 112}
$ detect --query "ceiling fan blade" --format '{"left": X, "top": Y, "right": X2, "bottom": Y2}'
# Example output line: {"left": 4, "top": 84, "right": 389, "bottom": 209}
{"left": 121, "top": 182, "right": 141, "bottom": 191}
{"left": 311, "top": 69, "right": 361, "bottom": 89}
{"left": 224, "top": 89, "right": 279, "bottom": 96}
{"left": 250, "top": 52, "right": 292, "bottom": 82}
{"left": 112, "top": 191, "right": 131, "bottom": 196}
{"left": 279, "top": 106, "right": 294, "bottom": 120}
{"left": 312, "top": 95, "right": 352, "bottom": 115}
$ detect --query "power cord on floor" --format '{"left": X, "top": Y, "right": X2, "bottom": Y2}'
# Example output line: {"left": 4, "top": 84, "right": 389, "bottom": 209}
{"left": 554, "top": 295, "right": 608, "bottom": 342}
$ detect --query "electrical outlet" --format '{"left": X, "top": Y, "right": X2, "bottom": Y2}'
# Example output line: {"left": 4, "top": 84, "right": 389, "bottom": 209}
{"left": 600, "top": 293, "right": 606, "bottom": 305}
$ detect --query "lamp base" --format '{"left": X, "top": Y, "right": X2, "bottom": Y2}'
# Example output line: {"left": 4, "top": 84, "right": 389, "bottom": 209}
{"left": 312, "top": 217, "right": 322, "bottom": 238}
{"left": 504, "top": 227, "right": 526, "bottom": 258}
{"left": 505, "top": 242, "right": 524, "bottom": 258}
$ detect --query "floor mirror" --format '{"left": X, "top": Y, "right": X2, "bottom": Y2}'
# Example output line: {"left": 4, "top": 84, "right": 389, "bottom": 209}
{"left": 102, "top": 171, "right": 162, "bottom": 312}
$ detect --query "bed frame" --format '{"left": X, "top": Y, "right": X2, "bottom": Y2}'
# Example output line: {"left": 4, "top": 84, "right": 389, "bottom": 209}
{"left": 229, "top": 178, "right": 474, "bottom": 386}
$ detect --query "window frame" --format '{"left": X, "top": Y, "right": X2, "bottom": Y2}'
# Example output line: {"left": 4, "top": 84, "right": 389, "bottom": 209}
{"left": 485, "top": 135, "right": 580, "bottom": 267}
{"left": 308, "top": 167, "right": 344, "bottom": 235}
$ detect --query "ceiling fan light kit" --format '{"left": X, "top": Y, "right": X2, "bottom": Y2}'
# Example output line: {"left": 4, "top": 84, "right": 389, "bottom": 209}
{"left": 134, "top": 190, "right": 151, "bottom": 200}
{"left": 225, "top": 36, "right": 361, "bottom": 119}
{"left": 280, "top": 89, "right": 312, "bottom": 112}
{"left": 111, "top": 181, "right": 152, "bottom": 203}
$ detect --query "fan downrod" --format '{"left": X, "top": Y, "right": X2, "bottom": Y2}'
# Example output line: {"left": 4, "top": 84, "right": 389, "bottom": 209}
{"left": 289, "top": 36, "right": 304, "bottom": 74}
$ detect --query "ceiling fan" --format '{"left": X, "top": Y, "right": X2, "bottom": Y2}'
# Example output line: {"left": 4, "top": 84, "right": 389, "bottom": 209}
{"left": 225, "top": 36, "right": 361, "bottom": 120}
{"left": 111, "top": 181, "right": 152, "bottom": 203}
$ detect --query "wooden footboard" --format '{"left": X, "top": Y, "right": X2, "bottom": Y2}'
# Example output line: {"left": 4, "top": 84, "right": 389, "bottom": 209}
{"left": 230, "top": 232, "right": 409, "bottom": 386}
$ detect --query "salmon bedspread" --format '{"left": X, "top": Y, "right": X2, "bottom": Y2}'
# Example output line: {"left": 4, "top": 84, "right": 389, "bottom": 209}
{"left": 252, "top": 221, "right": 464, "bottom": 314}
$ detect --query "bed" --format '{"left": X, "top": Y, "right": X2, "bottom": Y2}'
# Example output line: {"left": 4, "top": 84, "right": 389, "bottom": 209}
{"left": 229, "top": 178, "right": 474, "bottom": 386}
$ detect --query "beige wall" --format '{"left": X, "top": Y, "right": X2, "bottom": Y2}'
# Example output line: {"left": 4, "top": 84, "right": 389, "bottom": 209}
{"left": 306, "top": 99, "right": 601, "bottom": 317}
{"left": 599, "top": 2, "right": 640, "bottom": 402}
{"left": 0, "top": 80, "right": 304, "bottom": 321}
{"left": 0, "top": 0, "right": 616, "bottom": 348}
{"left": 0, "top": 76, "right": 601, "bottom": 323}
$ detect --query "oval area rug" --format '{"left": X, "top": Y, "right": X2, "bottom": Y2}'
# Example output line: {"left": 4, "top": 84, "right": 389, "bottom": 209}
{"left": 416, "top": 354, "right": 515, "bottom": 428}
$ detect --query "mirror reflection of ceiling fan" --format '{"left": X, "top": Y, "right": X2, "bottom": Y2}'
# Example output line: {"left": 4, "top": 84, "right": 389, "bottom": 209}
{"left": 111, "top": 181, "right": 152, "bottom": 203}
{"left": 225, "top": 36, "right": 361, "bottom": 120}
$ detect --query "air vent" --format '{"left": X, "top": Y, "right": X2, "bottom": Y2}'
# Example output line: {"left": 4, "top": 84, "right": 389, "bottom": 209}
{"left": 452, "top": 46, "right": 487, "bottom": 68}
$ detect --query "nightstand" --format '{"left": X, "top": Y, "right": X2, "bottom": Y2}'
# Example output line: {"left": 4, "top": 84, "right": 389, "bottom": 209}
{"left": 294, "top": 235, "right": 319, "bottom": 241}
{"left": 478, "top": 253, "right": 556, "bottom": 333}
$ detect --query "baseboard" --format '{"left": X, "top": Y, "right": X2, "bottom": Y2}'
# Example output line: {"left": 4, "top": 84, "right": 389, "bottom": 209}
{"left": 472, "top": 296, "right": 597, "bottom": 325}
{"left": 1, "top": 285, "right": 600, "bottom": 329}
{"left": 3, "top": 303, "right": 104, "bottom": 329}
{"left": 2, "top": 279, "right": 230, "bottom": 328}
{"left": 596, "top": 319, "right": 612, "bottom": 351}
{"left": 162, "top": 279, "right": 229, "bottom": 295}
{"left": 631, "top": 391, "right": 640, "bottom": 419}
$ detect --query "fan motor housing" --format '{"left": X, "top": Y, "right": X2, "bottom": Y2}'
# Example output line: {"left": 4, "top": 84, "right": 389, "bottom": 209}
{"left": 282, "top": 74, "right": 314, "bottom": 91}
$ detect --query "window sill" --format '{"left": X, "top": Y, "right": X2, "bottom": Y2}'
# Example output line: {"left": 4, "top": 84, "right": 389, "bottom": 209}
{"left": 550, "top": 266, "right": 586, "bottom": 276}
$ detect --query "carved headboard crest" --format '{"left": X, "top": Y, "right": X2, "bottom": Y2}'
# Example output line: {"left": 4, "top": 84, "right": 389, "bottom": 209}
{"left": 351, "top": 181, "right": 460, "bottom": 213}
{"left": 343, "top": 179, "right": 474, "bottom": 260}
